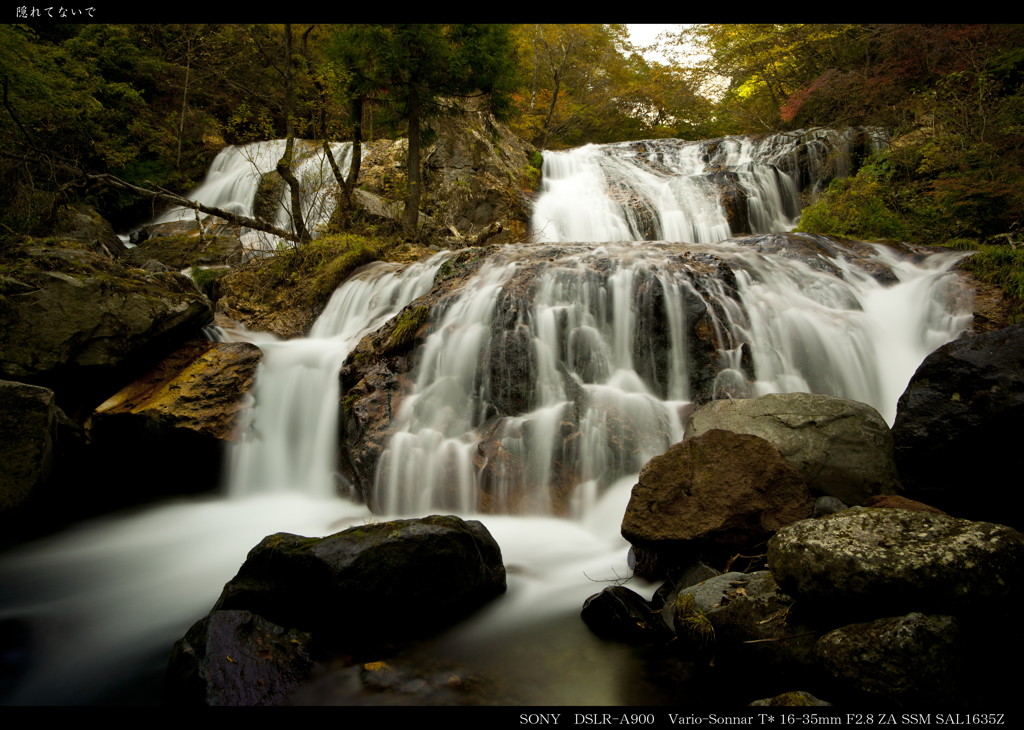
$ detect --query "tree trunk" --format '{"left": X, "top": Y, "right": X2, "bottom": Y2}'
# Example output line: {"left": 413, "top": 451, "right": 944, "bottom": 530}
{"left": 402, "top": 97, "right": 422, "bottom": 238}
{"left": 276, "top": 24, "right": 311, "bottom": 245}
{"left": 328, "top": 94, "right": 364, "bottom": 219}
{"left": 343, "top": 95, "right": 364, "bottom": 204}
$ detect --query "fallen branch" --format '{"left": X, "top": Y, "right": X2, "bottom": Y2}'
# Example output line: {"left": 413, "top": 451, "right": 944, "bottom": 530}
{"left": 89, "top": 172, "right": 302, "bottom": 245}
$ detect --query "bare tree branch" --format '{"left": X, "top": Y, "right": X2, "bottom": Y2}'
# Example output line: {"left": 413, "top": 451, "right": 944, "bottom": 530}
{"left": 89, "top": 172, "right": 302, "bottom": 244}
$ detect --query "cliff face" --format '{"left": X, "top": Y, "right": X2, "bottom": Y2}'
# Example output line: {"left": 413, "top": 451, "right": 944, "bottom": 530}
{"left": 355, "top": 104, "right": 538, "bottom": 245}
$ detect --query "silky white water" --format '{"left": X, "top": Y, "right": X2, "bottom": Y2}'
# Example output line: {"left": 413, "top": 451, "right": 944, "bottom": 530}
{"left": 0, "top": 130, "right": 971, "bottom": 705}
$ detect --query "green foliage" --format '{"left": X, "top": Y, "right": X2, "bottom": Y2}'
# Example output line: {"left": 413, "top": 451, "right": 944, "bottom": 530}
{"left": 508, "top": 24, "right": 715, "bottom": 148}
{"left": 384, "top": 305, "right": 431, "bottom": 354}
{"left": 797, "top": 160, "right": 914, "bottom": 241}
{"left": 959, "top": 245, "right": 1024, "bottom": 322}
{"left": 189, "top": 264, "right": 229, "bottom": 298}
{"left": 674, "top": 593, "right": 715, "bottom": 647}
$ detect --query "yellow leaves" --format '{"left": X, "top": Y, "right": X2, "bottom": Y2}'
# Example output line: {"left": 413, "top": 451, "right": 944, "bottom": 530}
{"left": 363, "top": 661, "right": 389, "bottom": 671}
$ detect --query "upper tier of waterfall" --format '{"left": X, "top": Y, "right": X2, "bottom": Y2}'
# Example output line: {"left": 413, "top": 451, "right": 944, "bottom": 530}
{"left": 532, "top": 128, "right": 887, "bottom": 244}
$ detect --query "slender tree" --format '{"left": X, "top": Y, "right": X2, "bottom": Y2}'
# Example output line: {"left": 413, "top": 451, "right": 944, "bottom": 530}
{"left": 330, "top": 24, "right": 516, "bottom": 238}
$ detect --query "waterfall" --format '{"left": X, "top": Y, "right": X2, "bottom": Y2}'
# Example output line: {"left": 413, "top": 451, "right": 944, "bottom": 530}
{"left": 153, "top": 139, "right": 353, "bottom": 254}
{"left": 0, "top": 128, "right": 973, "bottom": 706}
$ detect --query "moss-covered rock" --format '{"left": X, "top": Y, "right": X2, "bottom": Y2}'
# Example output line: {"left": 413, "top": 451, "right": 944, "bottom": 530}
{"left": 815, "top": 612, "right": 961, "bottom": 704}
{"left": 216, "top": 233, "right": 387, "bottom": 338}
{"left": 121, "top": 226, "right": 244, "bottom": 270}
{"left": 768, "top": 507, "right": 1024, "bottom": 616}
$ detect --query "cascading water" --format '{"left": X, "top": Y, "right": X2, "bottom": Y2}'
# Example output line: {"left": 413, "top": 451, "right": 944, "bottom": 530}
{"left": 371, "top": 238, "right": 971, "bottom": 519}
{"left": 227, "top": 254, "right": 451, "bottom": 498}
{"left": 0, "top": 127, "right": 971, "bottom": 706}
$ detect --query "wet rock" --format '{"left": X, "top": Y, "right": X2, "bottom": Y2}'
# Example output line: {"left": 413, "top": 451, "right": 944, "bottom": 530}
{"left": 213, "top": 515, "right": 506, "bottom": 649}
{"left": 749, "top": 691, "right": 832, "bottom": 706}
{"left": 651, "top": 561, "right": 721, "bottom": 615}
{"left": 166, "top": 609, "right": 313, "bottom": 706}
{"left": 121, "top": 225, "right": 244, "bottom": 270}
{"left": 622, "top": 429, "right": 812, "bottom": 572}
{"left": 0, "top": 380, "right": 77, "bottom": 519}
{"left": 768, "top": 508, "right": 1024, "bottom": 616}
{"left": 812, "top": 496, "right": 848, "bottom": 517}
{"left": 659, "top": 571, "right": 747, "bottom": 640}
{"left": 422, "top": 104, "right": 537, "bottom": 244}
{"left": 686, "top": 393, "right": 900, "bottom": 505}
{"left": 733, "top": 232, "right": 910, "bottom": 285}
{"left": 581, "top": 586, "right": 669, "bottom": 642}
{"left": 700, "top": 571, "right": 819, "bottom": 681}
{"left": 864, "top": 494, "right": 946, "bottom": 514}
{"left": 892, "top": 323, "right": 1024, "bottom": 527}
{"left": 51, "top": 204, "right": 124, "bottom": 259}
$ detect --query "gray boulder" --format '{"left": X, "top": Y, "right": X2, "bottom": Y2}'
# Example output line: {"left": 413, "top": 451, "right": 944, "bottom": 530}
{"left": 685, "top": 393, "right": 900, "bottom": 505}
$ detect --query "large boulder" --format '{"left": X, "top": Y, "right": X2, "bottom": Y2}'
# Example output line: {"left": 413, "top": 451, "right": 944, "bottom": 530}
{"left": 0, "top": 240, "right": 213, "bottom": 409}
{"left": 168, "top": 515, "right": 507, "bottom": 705}
{"left": 685, "top": 393, "right": 900, "bottom": 505}
{"left": 768, "top": 507, "right": 1024, "bottom": 616}
{"left": 891, "top": 323, "right": 1024, "bottom": 526}
{"left": 621, "top": 429, "right": 813, "bottom": 571}
{"left": 88, "top": 340, "right": 261, "bottom": 499}
{"left": 212, "top": 515, "right": 506, "bottom": 649}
